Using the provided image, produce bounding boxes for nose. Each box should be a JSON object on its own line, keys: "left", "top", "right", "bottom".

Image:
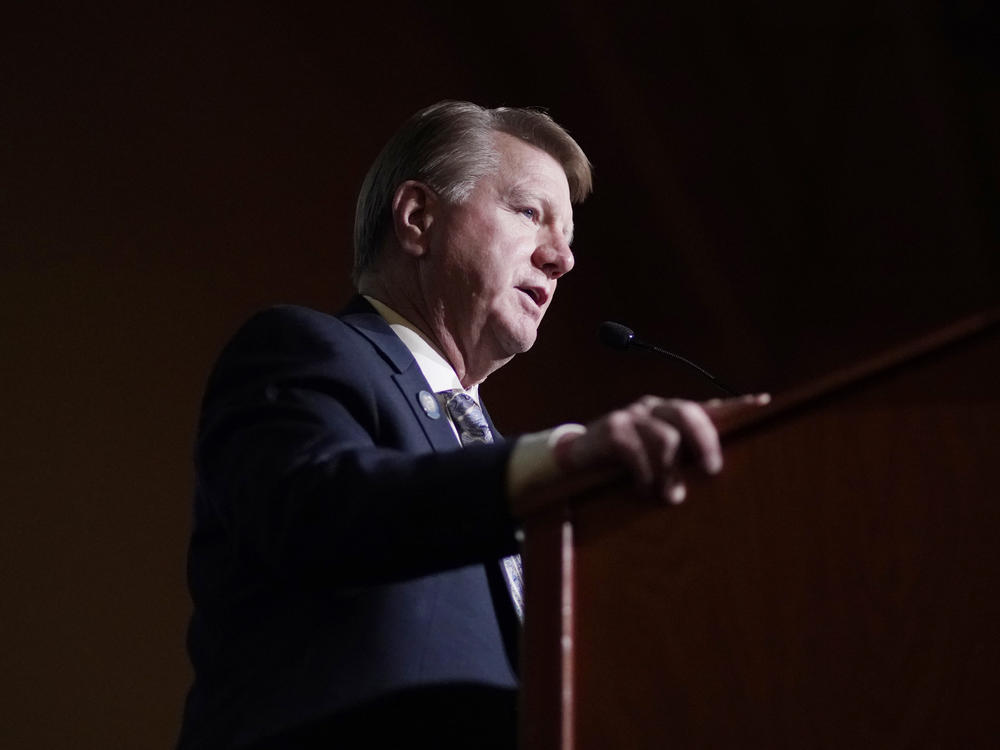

{"left": 533, "top": 231, "right": 575, "bottom": 279}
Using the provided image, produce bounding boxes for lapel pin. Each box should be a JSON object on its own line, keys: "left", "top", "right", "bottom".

{"left": 418, "top": 390, "right": 441, "bottom": 419}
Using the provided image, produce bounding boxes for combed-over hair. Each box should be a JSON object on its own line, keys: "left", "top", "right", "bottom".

{"left": 352, "top": 100, "right": 593, "bottom": 285}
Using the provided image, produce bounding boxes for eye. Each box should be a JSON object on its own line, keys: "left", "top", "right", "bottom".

{"left": 519, "top": 207, "right": 538, "bottom": 221}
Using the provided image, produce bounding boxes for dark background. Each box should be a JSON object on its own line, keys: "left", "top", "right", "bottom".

{"left": 3, "top": 1, "right": 997, "bottom": 746}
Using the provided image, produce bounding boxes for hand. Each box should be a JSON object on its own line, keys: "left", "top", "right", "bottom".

{"left": 553, "top": 393, "right": 769, "bottom": 504}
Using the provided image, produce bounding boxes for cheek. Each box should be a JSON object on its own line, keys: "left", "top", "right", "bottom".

{"left": 472, "top": 255, "right": 512, "bottom": 296}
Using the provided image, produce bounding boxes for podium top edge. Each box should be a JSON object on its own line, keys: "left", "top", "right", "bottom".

{"left": 720, "top": 305, "right": 1000, "bottom": 440}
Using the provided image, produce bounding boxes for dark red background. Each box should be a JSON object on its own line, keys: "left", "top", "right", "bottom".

{"left": 3, "top": 2, "right": 997, "bottom": 746}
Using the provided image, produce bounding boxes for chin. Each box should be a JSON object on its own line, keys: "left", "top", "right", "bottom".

{"left": 486, "top": 302, "right": 547, "bottom": 355}
{"left": 504, "top": 327, "right": 538, "bottom": 356}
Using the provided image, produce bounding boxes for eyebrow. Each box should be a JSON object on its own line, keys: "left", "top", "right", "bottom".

{"left": 506, "top": 186, "right": 575, "bottom": 245}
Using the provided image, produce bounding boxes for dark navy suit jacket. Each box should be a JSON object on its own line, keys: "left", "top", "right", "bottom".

{"left": 178, "top": 298, "right": 521, "bottom": 749}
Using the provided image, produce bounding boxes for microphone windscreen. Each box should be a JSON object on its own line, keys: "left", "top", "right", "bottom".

{"left": 598, "top": 321, "right": 635, "bottom": 350}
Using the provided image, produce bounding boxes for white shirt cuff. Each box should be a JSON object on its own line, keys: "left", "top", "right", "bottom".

{"left": 507, "top": 423, "right": 588, "bottom": 499}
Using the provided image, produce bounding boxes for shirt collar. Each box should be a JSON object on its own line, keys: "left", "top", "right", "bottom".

{"left": 363, "top": 296, "right": 480, "bottom": 403}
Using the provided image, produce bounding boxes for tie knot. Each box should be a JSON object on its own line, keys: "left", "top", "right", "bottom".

{"left": 439, "top": 389, "right": 494, "bottom": 446}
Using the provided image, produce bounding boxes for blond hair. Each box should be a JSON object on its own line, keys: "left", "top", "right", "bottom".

{"left": 353, "top": 100, "right": 592, "bottom": 284}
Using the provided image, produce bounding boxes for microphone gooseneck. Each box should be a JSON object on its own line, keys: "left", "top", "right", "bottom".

{"left": 598, "top": 321, "right": 738, "bottom": 396}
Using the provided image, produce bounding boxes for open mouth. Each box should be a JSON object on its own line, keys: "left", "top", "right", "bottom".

{"left": 517, "top": 286, "right": 545, "bottom": 307}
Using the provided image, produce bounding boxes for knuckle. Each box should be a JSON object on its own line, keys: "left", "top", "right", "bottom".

{"left": 663, "top": 426, "right": 681, "bottom": 451}
{"left": 675, "top": 400, "right": 705, "bottom": 422}
{"left": 606, "top": 409, "right": 631, "bottom": 429}
{"left": 605, "top": 411, "right": 634, "bottom": 443}
{"left": 626, "top": 402, "right": 649, "bottom": 419}
{"left": 638, "top": 395, "right": 660, "bottom": 410}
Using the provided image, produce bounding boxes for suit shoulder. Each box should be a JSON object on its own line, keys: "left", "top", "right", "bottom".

{"left": 200, "top": 304, "right": 390, "bottom": 418}
{"left": 202, "top": 305, "right": 384, "bottom": 396}
{"left": 240, "top": 304, "right": 347, "bottom": 337}
{"left": 225, "top": 304, "right": 360, "bottom": 358}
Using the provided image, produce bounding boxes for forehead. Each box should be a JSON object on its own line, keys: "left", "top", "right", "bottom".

{"left": 491, "top": 133, "right": 572, "bottom": 204}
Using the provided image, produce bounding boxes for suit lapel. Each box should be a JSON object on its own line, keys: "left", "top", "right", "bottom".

{"left": 337, "top": 296, "right": 413, "bottom": 372}
{"left": 338, "top": 296, "right": 458, "bottom": 453}
{"left": 390, "top": 369, "right": 459, "bottom": 452}
{"left": 340, "top": 296, "right": 520, "bottom": 671}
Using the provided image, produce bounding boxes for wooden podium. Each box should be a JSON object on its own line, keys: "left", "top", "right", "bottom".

{"left": 519, "top": 310, "right": 1000, "bottom": 749}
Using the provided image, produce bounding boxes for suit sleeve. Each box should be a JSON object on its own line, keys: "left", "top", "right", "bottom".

{"left": 193, "top": 306, "right": 519, "bottom": 587}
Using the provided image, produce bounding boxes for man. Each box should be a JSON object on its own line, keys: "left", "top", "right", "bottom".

{"left": 178, "top": 101, "right": 755, "bottom": 749}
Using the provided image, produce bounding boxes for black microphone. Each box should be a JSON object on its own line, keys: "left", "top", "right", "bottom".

{"left": 598, "top": 321, "right": 738, "bottom": 396}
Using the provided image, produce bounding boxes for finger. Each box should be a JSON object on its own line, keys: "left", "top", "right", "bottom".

{"left": 597, "top": 409, "right": 655, "bottom": 490}
{"left": 655, "top": 469, "right": 686, "bottom": 505}
{"left": 634, "top": 414, "right": 681, "bottom": 465}
{"left": 702, "top": 393, "right": 771, "bottom": 432}
{"left": 652, "top": 400, "right": 722, "bottom": 474}
{"left": 634, "top": 417, "right": 682, "bottom": 498}
{"left": 702, "top": 393, "right": 770, "bottom": 419}
{"left": 668, "top": 480, "right": 687, "bottom": 505}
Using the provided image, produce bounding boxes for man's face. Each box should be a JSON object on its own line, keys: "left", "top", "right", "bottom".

{"left": 422, "top": 132, "right": 575, "bottom": 374}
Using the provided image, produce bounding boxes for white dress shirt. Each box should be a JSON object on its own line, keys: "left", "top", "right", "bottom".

{"left": 364, "top": 296, "right": 585, "bottom": 499}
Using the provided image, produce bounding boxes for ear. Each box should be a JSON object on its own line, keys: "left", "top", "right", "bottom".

{"left": 391, "top": 180, "right": 438, "bottom": 258}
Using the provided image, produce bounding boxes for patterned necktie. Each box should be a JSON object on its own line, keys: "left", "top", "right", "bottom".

{"left": 440, "top": 389, "right": 524, "bottom": 621}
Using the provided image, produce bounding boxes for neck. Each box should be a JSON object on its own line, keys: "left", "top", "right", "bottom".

{"left": 358, "top": 270, "right": 507, "bottom": 388}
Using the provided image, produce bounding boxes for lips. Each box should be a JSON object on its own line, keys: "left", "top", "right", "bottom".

{"left": 516, "top": 285, "right": 549, "bottom": 308}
